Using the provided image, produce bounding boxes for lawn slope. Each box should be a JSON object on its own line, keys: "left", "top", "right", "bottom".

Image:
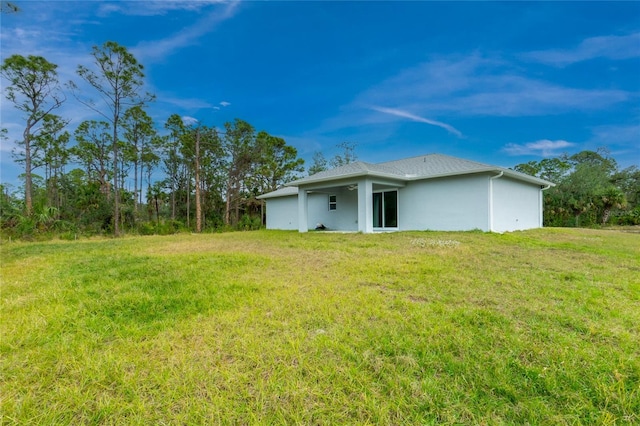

{"left": 1, "top": 229, "right": 638, "bottom": 424}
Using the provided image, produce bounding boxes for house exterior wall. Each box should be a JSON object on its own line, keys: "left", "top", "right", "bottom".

{"left": 492, "top": 176, "right": 542, "bottom": 232}
{"left": 305, "top": 188, "right": 359, "bottom": 231}
{"left": 264, "top": 195, "right": 298, "bottom": 230}
{"left": 398, "top": 175, "right": 490, "bottom": 231}
{"left": 264, "top": 174, "right": 544, "bottom": 233}
{"left": 264, "top": 189, "right": 359, "bottom": 231}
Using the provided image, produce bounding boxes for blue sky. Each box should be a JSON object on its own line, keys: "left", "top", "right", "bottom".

{"left": 1, "top": 1, "right": 639, "bottom": 190}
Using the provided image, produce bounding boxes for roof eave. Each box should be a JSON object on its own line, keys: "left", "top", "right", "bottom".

{"left": 285, "top": 166, "right": 555, "bottom": 188}
{"left": 402, "top": 167, "right": 555, "bottom": 187}
{"left": 256, "top": 186, "right": 299, "bottom": 199}
{"left": 500, "top": 168, "right": 555, "bottom": 187}
{"left": 401, "top": 167, "right": 497, "bottom": 182}
{"left": 287, "top": 170, "right": 406, "bottom": 187}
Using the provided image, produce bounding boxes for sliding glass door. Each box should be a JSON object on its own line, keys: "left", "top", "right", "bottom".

{"left": 373, "top": 190, "right": 398, "bottom": 229}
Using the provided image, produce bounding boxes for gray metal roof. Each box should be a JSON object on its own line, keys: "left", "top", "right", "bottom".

{"left": 379, "top": 154, "right": 494, "bottom": 177}
{"left": 256, "top": 186, "right": 298, "bottom": 199}
{"left": 259, "top": 153, "right": 554, "bottom": 199}
{"left": 287, "top": 153, "right": 554, "bottom": 187}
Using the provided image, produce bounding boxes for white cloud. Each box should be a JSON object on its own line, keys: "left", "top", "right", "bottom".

{"left": 182, "top": 116, "right": 199, "bottom": 125}
{"left": 131, "top": 2, "right": 240, "bottom": 63}
{"left": 98, "top": 0, "right": 230, "bottom": 17}
{"left": 219, "top": 101, "right": 231, "bottom": 107}
{"left": 503, "top": 139, "right": 575, "bottom": 156}
{"left": 523, "top": 32, "right": 640, "bottom": 67}
{"left": 589, "top": 123, "right": 640, "bottom": 147}
{"left": 310, "top": 53, "right": 633, "bottom": 147}
{"left": 353, "top": 55, "right": 630, "bottom": 118}
{"left": 97, "top": 3, "right": 122, "bottom": 16}
{"left": 370, "top": 106, "right": 463, "bottom": 137}
{"left": 156, "top": 94, "right": 214, "bottom": 110}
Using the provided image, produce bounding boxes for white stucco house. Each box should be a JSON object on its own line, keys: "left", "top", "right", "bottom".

{"left": 257, "top": 153, "right": 554, "bottom": 233}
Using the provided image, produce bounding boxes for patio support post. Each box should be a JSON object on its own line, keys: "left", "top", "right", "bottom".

{"left": 357, "top": 179, "right": 373, "bottom": 233}
{"left": 298, "top": 188, "right": 308, "bottom": 232}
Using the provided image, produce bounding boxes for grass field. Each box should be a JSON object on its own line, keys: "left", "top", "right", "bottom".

{"left": 1, "top": 228, "right": 639, "bottom": 425}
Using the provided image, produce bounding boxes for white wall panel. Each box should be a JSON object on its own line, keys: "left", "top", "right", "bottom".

{"left": 264, "top": 196, "right": 298, "bottom": 230}
{"left": 398, "top": 175, "right": 490, "bottom": 231}
{"left": 492, "top": 177, "right": 541, "bottom": 232}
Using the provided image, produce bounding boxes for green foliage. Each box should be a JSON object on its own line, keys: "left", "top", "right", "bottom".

{"left": 237, "top": 214, "right": 262, "bottom": 230}
{"left": 71, "top": 120, "right": 113, "bottom": 193}
{"left": 220, "top": 119, "right": 304, "bottom": 227}
{"left": 1, "top": 54, "right": 65, "bottom": 215}
{"left": 253, "top": 131, "right": 304, "bottom": 193}
{"left": 308, "top": 151, "right": 328, "bottom": 175}
{"left": 330, "top": 141, "right": 358, "bottom": 168}
{"left": 0, "top": 184, "right": 22, "bottom": 228}
{"left": 1, "top": 44, "right": 306, "bottom": 238}
{"left": 1, "top": 230, "right": 638, "bottom": 423}
{"left": 73, "top": 40, "right": 154, "bottom": 236}
{"left": 1, "top": 55, "right": 60, "bottom": 108}
{"left": 612, "top": 205, "right": 640, "bottom": 225}
{"left": 516, "top": 149, "right": 638, "bottom": 228}
{"left": 121, "top": 105, "right": 157, "bottom": 211}
{"left": 308, "top": 142, "right": 358, "bottom": 176}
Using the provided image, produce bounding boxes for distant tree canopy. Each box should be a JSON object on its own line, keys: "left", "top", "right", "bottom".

{"left": 72, "top": 41, "right": 153, "bottom": 236}
{"left": 0, "top": 45, "right": 310, "bottom": 238}
{"left": 2, "top": 45, "right": 638, "bottom": 239}
{"left": 514, "top": 148, "right": 639, "bottom": 227}
{"left": 308, "top": 141, "right": 358, "bottom": 175}
{"left": 1, "top": 54, "right": 65, "bottom": 216}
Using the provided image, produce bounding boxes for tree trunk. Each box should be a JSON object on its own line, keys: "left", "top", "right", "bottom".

{"left": 602, "top": 208, "right": 611, "bottom": 225}
{"left": 171, "top": 186, "right": 176, "bottom": 220}
{"left": 23, "top": 127, "right": 33, "bottom": 216}
{"left": 113, "top": 118, "right": 120, "bottom": 236}
{"left": 186, "top": 177, "right": 190, "bottom": 228}
{"left": 195, "top": 128, "right": 202, "bottom": 233}
{"left": 155, "top": 194, "right": 160, "bottom": 226}
{"left": 225, "top": 182, "right": 232, "bottom": 226}
{"left": 171, "top": 147, "right": 177, "bottom": 221}
{"left": 134, "top": 155, "right": 139, "bottom": 214}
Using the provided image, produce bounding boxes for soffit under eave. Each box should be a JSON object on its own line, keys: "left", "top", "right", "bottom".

{"left": 296, "top": 174, "right": 407, "bottom": 192}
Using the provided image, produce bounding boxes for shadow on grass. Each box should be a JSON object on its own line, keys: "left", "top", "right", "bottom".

{"left": 55, "top": 252, "right": 263, "bottom": 338}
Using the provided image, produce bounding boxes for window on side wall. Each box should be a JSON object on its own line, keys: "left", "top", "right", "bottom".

{"left": 329, "top": 195, "right": 337, "bottom": 211}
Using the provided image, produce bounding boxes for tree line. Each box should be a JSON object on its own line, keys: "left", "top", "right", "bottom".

{"left": 0, "top": 41, "right": 361, "bottom": 239}
{"left": 514, "top": 149, "right": 639, "bottom": 227}
{"left": 2, "top": 41, "right": 637, "bottom": 240}
{"left": 0, "top": 42, "right": 305, "bottom": 237}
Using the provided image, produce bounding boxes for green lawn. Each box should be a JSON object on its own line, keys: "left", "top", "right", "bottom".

{"left": 1, "top": 229, "right": 639, "bottom": 424}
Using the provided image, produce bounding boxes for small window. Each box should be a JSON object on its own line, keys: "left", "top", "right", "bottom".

{"left": 329, "top": 195, "right": 337, "bottom": 211}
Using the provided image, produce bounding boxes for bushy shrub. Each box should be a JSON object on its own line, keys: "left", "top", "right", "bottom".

{"left": 158, "top": 219, "right": 184, "bottom": 235}
{"left": 612, "top": 206, "right": 640, "bottom": 226}
{"left": 237, "top": 214, "right": 262, "bottom": 231}
{"left": 137, "top": 221, "right": 157, "bottom": 235}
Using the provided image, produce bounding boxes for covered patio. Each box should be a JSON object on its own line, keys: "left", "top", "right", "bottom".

{"left": 296, "top": 177, "right": 405, "bottom": 233}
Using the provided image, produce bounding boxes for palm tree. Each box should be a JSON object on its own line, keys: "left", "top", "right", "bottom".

{"left": 598, "top": 187, "right": 626, "bottom": 225}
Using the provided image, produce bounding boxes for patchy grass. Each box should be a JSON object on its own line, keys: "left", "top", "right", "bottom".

{"left": 1, "top": 229, "right": 639, "bottom": 424}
